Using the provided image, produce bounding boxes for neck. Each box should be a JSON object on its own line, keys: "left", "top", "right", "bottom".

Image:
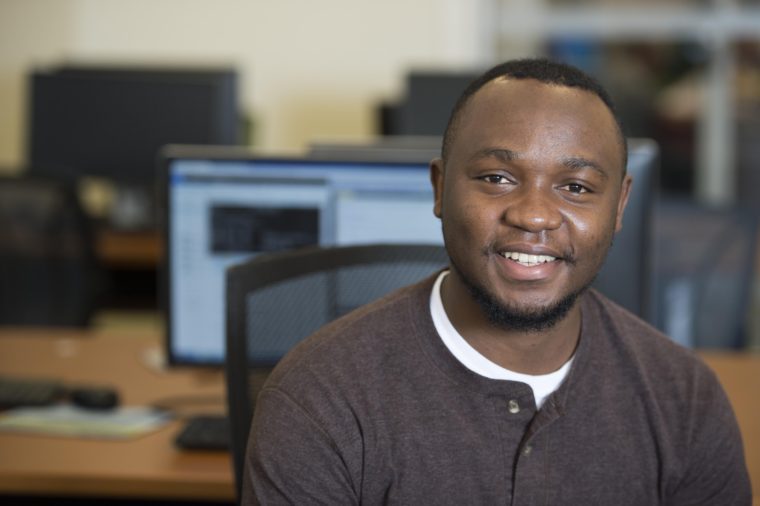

{"left": 440, "top": 273, "right": 582, "bottom": 375}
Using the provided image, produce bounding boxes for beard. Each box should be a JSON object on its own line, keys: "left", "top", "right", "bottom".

{"left": 448, "top": 254, "right": 594, "bottom": 333}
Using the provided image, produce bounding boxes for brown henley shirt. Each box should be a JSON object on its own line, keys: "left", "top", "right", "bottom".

{"left": 245, "top": 275, "right": 751, "bottom": 505}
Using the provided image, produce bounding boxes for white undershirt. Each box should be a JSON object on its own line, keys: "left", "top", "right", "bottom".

{"left": 429, "top": 271, "right": 574, "bottom": 409}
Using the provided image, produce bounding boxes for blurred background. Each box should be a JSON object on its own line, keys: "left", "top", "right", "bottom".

{"left": 0, "top": 0, "right": 758, "bottom": 347}
{"left": 0, "top": 2, "right": 759, "bottom": 503}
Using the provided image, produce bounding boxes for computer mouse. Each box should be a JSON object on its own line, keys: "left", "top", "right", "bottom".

{"left": 69, "top": 387, "right": 120, "bottom": 411}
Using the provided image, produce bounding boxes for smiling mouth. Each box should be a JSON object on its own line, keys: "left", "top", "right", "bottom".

{"left": 501, "top": 251, "right": 558, "bottom": 267}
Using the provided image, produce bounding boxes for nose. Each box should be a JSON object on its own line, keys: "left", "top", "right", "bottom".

{"left": 502, "top": 186, "right": 563, "bottom": 233}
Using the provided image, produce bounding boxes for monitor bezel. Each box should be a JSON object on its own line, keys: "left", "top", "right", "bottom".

{"left": 158, "top": 144, "right": 437, "bottom": 368}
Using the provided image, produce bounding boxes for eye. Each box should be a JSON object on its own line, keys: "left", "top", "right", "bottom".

{"left": 479, "top": 174, "right": 512, "bottom": 185}
{"left": 560, "top": 182, "right": 590, "bottom": 194}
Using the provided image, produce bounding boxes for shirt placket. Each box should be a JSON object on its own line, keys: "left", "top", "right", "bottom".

{"left": 490, "top": 384, "right": 536, "bottom": 505}
{"left": 511, "top": 396, "right": 563, "bottom": 506}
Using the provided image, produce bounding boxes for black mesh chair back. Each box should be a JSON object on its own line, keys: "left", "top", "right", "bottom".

{"left": 225, "top": 244, "right": 448, "bottom": 499}
{"left": 0, "top": 175, "right": 99, "bottom": 326}
{"left": 652, "top": 198, "right": 758, "bottom": 348}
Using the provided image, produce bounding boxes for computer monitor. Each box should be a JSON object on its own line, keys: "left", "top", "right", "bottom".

{"left": 593, "top": 138, "right": 659, "bottom": 324}
{"left": 309, "top": 135, "right": 442, "bottom": 164}
{"left": 27, "top": 65, "right": 240, "bottom": 226}
{"left": 161, "top": 145, "right": 442, "bottom": 366}
{"left": 162, "top": 138, "right": 658, "bottom": 367}
{"left": 384, "top": 70, "right": 481, "bottom": 137}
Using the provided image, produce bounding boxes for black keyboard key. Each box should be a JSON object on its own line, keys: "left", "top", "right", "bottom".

{"left": 0, "top": 376, "right": 65, "bottom": 409}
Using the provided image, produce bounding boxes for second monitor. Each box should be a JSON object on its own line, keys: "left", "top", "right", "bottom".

{"left": 161, "top": 138, "right": 658, "bottom": 368}
{"left": 162, "top": 146, "right": 441, "bottom": 367}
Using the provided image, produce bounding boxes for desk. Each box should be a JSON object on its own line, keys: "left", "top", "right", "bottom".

{"left": 700, "top": 351, "right": 760, "bottom": 503}
{"left": 95, "top": 229, "right": 163, "bottom": 269}
{"left": 0, "top": 328, "right": 233, "bottom": 503}
{"left": 95, "top": 228, "right": 163, "bottom": 310}
{"left": 0, "top": 329, "right": 757, "bottom": 503}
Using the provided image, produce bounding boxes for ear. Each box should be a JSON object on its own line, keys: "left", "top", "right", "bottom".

{"left": 614, "top": 174, "right": 633, "bottom": 233}
{"left": 430, "top": 157, "right": 445, "bottom": 219}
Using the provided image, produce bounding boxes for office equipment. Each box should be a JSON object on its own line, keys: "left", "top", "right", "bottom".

{"left": 0, "top": 375, "right": 119, "bottom": 412}
{"left": 161, "top": 145, "right": 442, "bottom": 367}
{"left": 69, "top": 386, "right": 120, "bottom": 411}
{"left": 174, "top": 415, "right": 230, "bottom": 451}
{"left": 381, "top": 70, "right": 481, "bottom": 136}
{"left": 0, "top": 174, "right": 100, "bottom": 326}
{"left": 309, "top": 135, "right": 442, "bottom": 163}
{"left": 592, "top": 138, "right": 659, "bottom": 323}
{"left": 0, "top": 376, "right": 65, "bottom": 410}
{"left": 27, "top": 65, "right": 240, "bottom": 228}
{"left": 225, "top": 244, "right": 449, "bottom": 499}
{"left": 0, "top": 328, "right": 234, "bottom": 503}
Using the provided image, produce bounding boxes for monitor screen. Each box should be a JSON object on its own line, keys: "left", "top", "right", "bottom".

{"left": 162, "top": 146, "right": 442, "bottom": 366}
{"left": 27, "top": 66, "right": 239, "bottom": 186}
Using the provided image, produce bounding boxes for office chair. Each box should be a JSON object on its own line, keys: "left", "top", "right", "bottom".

{"left": 225, "top": 243, "right": 448, "bottom": 499}
{"left": 0, "top": 174, "right": 100, "bottom": 326}
{"left": 652, "top": 197, "right": 758, "bottom": 349}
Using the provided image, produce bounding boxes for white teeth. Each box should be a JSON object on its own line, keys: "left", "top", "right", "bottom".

{"left": 502, "top": 251, "right": 557, "bottom": 266}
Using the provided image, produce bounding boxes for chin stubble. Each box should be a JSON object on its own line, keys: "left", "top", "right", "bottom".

{"left": 440, "top": 219, "right": 613, "bottom": 333}
{"left": 446, "top": 248, "right": 593, "bottom": 333}
{"left": 463, "top": 271, "right": 589, "bottom": 333}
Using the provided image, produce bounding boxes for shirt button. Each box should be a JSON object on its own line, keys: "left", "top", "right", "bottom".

{"left": 508, "top": 399, "right": 520, "bottom": 414}
{"left": 522, "top": 445, "right": 533, "bottom": 456}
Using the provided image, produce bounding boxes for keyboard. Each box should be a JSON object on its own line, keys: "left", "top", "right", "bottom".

{"left": 0, "top": 376, "right": 65, "bottom": 409}
{"left": 174, "top": 414, "right": 230, "bottom": 451}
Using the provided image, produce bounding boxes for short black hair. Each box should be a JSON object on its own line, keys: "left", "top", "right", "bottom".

{"left": 441, "top": 58, "right": 627, "bottom": 168}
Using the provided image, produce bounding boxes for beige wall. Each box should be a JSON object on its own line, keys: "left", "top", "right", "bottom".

{"left": 0, "top": 0, "right": 490, "bottom": 172}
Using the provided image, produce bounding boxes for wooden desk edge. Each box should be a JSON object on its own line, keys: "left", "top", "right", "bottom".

{"left": 0, "top": 472, "right": 233, "bottom": 501}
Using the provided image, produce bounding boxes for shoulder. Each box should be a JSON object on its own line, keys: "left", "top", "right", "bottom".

{"left": 579, "top": 290, "right": 750, "bottom": 501}
{"left": 580, "top": 289, "right": 744, "bottom": 462}
{"left": 250, "top": 274, "right": 438, "bottom": 472}
{"left": 582, "top": 288, "right": 716, "bottom": 389}
{"left": 578, "top": 289, "right": 732, "bottom": 444}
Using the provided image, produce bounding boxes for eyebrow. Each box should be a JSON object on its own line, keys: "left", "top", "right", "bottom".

{"left": 562, "top": 157, "right": 609, "bottom": 180}
{"left": 470, "top": 148, "right": 610, "bottom": 179}
{"left": 469, "top": 148, "right": 519, "bottom": 164}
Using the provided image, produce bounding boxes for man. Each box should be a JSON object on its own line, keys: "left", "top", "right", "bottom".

{"left": 244, "top": 58, "right": 751, "bottom": 504}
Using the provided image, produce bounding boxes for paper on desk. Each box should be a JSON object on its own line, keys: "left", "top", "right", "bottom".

{"left": 0, "top": 405, "right": 171, "bottom": 439}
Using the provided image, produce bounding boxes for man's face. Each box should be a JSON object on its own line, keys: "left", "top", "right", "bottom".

{"left": 431, "top": 78, "right": 631, "bottom": 329}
